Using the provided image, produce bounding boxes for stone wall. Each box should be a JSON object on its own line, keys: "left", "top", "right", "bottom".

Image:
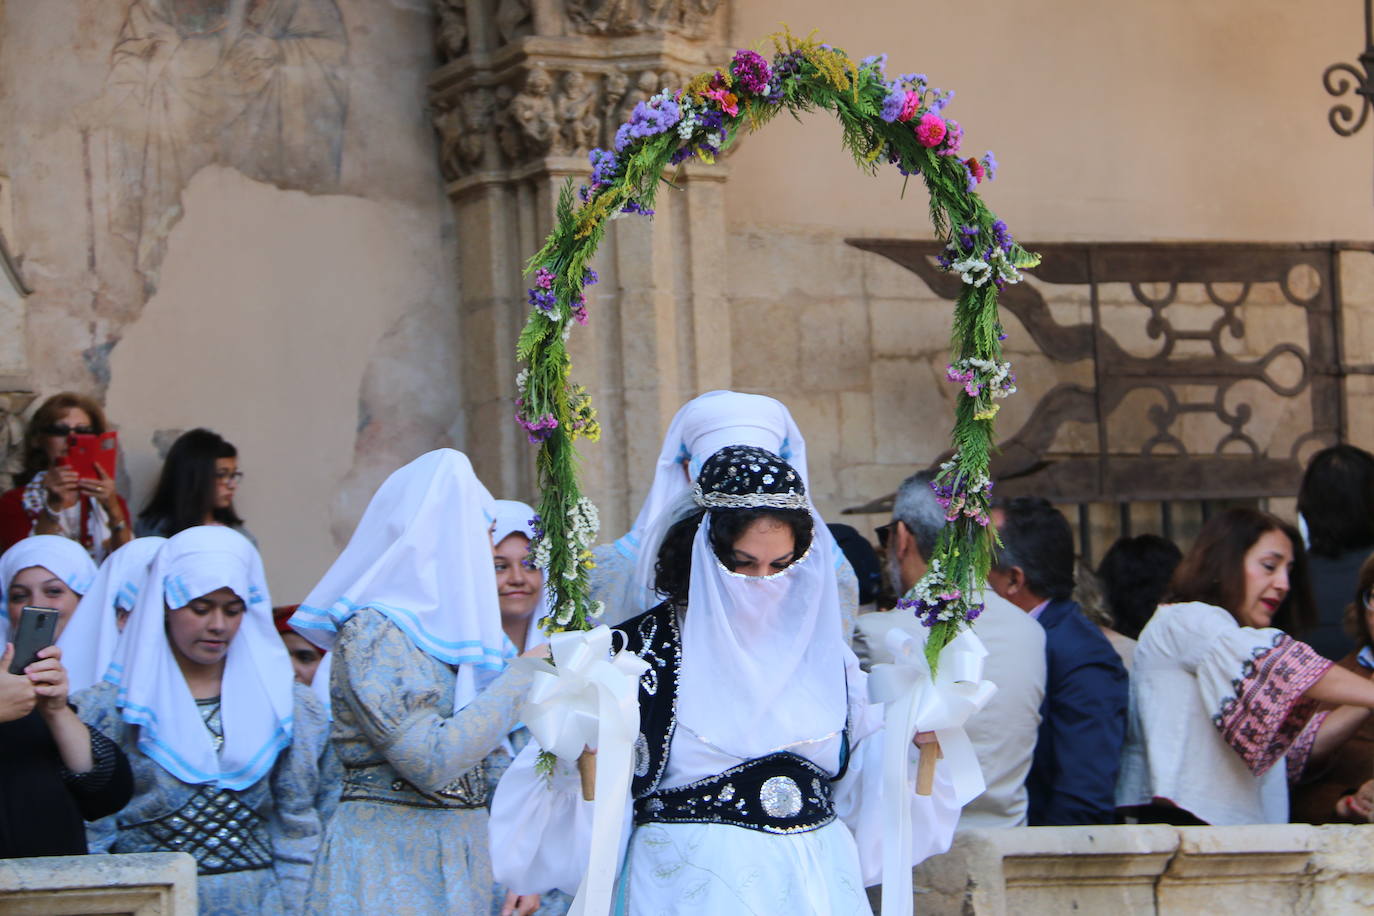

{"left": 0, "top": 851, "right": 196, "bottom": 914}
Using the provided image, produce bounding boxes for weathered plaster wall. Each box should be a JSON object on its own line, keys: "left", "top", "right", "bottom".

{"left": 0, "top": 1, "right": 460, "bottom": 600}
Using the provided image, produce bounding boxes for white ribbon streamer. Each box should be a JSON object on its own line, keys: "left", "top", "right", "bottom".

{"left": 518, "top": 625, "right": 648, "bottom": 916}
{"left": 868, "top": 618, "right": 997, "bottom": 916}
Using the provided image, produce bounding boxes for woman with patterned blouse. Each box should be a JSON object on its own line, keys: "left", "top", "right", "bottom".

{"left": 1118, "top": 508, "right": 1374, "bottom": 825}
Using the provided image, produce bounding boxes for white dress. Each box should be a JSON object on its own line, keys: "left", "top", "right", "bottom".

{"left": 490, "top": 622, "right": 965, "bottom": 915}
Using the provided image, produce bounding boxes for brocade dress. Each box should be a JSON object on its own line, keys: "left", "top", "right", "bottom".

{"left": 1116, "top": 601, "right": 1334, "bottom": 825}
{"left": 74, "top": 680, "right": 336, "bottom": 916}
{"left": 304, "top": 608, "right": 534, "bottom": 916}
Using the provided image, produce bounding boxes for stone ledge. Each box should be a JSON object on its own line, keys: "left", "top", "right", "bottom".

{"left": 909, "top": 824, "right": 1374, "bottom": 915}
{"left": 0, "top": 852, "right": 197, "bottom": 915}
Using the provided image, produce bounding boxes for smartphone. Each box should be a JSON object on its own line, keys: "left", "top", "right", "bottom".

{"left": 8, "top": 606, "right": 59, "bottom": 675}
{"left": 63, "top": 431, "right": 118, "bottom": 480}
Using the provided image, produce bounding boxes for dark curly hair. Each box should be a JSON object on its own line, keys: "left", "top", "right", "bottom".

{"left": 653, "top": 507, "right": 814, "bottom": 604}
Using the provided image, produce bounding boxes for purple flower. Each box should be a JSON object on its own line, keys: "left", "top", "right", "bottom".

{"left": 621, "top": 199, "right": 655, "bottom": 217}
{"left": 991, "top": 219, "right": 1013, "bottom": 254}
{"left": 981, "top": 150, "right": 999, "bottom": 181}
{"left": 588, "top": 148, "right": 620, "bottom": 190}
{"left": 534, "top": 267, "right": 554, "bottom": 289}
{"left": 936, "top": 245, "right": 958, "bottom": 269}
{"left": 613, "top": 94, "right": 683, "bottom": 153}
{"left": 731, "top": 49, "right": 772, "bottom": 95}
{"left": 582, "top": 269, "right": 599, "bottom": 287}
{"left": 959, "top": 225, "right": 979, "bottom": 251}
{"left": 879, "top": 88, "right": 906, "bottom": 123}
{"left": 515, "top": 406, "right": 559, "bottom": 444}
{"left": 527, "top": 287, "right": 557, "bottom": 312}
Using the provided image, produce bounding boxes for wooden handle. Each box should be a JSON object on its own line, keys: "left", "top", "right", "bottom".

{"left": 577, "top": 748, "right": 597, "bottom": 801}
{"left": 916, "top": 739, "right": 943, "bottom": 796}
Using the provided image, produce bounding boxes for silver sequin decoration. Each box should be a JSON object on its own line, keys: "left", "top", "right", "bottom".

{"left": 718, "top": 783, "right": 735, "bottom": 802}
{"left": 634, "top": 733, "right": 651, "bottom": 778}
{"left": 759, "top": 776, "right": 803, "bottom": 818}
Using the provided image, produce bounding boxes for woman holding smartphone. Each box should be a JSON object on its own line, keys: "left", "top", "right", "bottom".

{"left": 74, "top": 527, "right": 335, "bottom": 914}
{"left": 0, "top": 392, "right": 131, "bottom": 561}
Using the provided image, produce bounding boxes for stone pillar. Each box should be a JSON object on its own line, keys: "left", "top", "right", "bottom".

{"left": 429, "top": 0, "right": 731, "bottom": 531}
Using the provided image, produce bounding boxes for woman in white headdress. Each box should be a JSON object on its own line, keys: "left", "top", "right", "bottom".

{"left": 486, "top": 499, "right": 570, "bottom": 916}
{"left": 291, "top": 451, "right": 543, "bottom": 916}
{"left": 57, "top": 536, "right": 165, "bottom": 694}
{"left": 0, "top": 534, "right": 98, "bottom": 647}
{"left": 73, "top": 526, "right": 335, "bottom": 916}
{"left": 590, "top": 390, "right": 860, "bottom": 636}
{"left": 492, "top": 447, "right": 971, "bottom": 914}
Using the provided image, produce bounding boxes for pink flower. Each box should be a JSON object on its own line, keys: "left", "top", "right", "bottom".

{"left": 915, "top": 112, "right": 947, "bottom": 148}
{"left": 898, "top": 90, "right": 921, "bottom": 122}
{"left": 535, "top": 267, "right": 555, "bottom": 289}
{"left": 965, "top": 157, "right": 985, "bottom": 183}
{"left": 704, "top": 88, "right": 739, "bottom": 116}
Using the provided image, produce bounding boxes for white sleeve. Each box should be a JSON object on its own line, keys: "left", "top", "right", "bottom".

{"left": 489, "top": 740, "right": 617, "bottom": 896}
{"left": 832, "top": 728, "right": 963, "bottom": 887}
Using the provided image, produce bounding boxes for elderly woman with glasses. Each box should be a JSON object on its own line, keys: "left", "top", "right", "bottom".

{"left": 0, "top": 392, "right": 132, "bottom": 562}
{"left": 135, "top": 428, "right": 256, "bottom": 545}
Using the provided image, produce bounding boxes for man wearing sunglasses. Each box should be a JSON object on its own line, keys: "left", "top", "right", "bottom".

{"left": 858, "top": 471, "right": 1047, "bottom": 830}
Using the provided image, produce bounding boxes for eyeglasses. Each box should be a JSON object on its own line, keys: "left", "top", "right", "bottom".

{"left": 43, "top": 424, "right": 96, "bottom": 437}
{"left": 875, "top": 522, "right": 894, "bottom": 550}
{"left": 216, "top": 470, "right": 245, "bottom": 483}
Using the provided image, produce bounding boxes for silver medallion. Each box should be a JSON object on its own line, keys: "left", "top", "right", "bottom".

{"left": 759, "top": 775, "right": 803, "bottom": 818}
{"left": 633, "top": 733, "right": 651, "bottom": 777}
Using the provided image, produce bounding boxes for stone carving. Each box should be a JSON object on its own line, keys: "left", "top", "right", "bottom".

{"left": 84, "top": 0, "right": 350, "bottom": 283}
{"left": 566, "top": 0, "right": 723, "bottom": 38}
{"left": 494, "top": 0, "right": 534, "bottom": 45}
{"left": 511, "top": 67, "right": 558, "bottom": 158}
{"left": 601, "top": 71, "right": 630, "bottom": 149}
{"left": 435, "top": 0, "right": 468, "bottom": 61}
{"left": 435, "top": 88, "right": 495, "bottom": 179}
{"left": 558, "top": 71, "right": 600, "bottom": 154}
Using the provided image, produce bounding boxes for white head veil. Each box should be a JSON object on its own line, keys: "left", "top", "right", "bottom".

{"left": 491, "top": 499, "right": 551, "bottom": 654}
{"left": 606, "top": 390, "right": 847, "bottom": 625}
{"left": 108, "top": 526, "right": 292, "bottom": 790}
{"left": 60, "top": 536, "right": 165, "bottom": 693}
{"left": 0, "top": 535, "right": 98, "bottom": 646}
{"left": 290, "top": 449, "right": 506, "bottom": 711}
{"left": 676, "top": 447, "right": 848, "bottom": 765}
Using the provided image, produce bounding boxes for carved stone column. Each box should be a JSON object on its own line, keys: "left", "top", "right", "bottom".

{"left": 429, "top": 0, "right": 731, "bottom": 531}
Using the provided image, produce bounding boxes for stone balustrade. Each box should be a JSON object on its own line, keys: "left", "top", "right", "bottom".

{"left": 908, "top": 824, "right": 1374, "bottom": 914}
{"left": 0, "top": 852, "right": 196, "bottom": 915}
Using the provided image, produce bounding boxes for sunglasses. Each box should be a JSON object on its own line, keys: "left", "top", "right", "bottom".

{"left": 44, "top": 424, "right": 96, "bottom": 437}
{"left": 875, "top": 522, "right": 894, "bottom": 550}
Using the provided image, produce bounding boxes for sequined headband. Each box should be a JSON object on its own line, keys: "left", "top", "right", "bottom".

{"left": 691, "top": 482, "right": 810, "bottom": 511}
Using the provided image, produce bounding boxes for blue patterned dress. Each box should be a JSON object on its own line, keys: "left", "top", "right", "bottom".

{"left": 74, "top": 680, "right": 338, "bottom": 916}
{"left": 304, "top": 608, "right": 533, "bottom": 916}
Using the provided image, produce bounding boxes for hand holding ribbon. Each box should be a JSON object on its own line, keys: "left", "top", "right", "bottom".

{"left": 867, "top": 615, "right": 997, "bottom": 916}
{"left": 516, "top": 625, "right": 648, "bottom": 916}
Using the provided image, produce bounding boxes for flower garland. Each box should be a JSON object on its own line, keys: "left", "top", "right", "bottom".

{"left": 516, "top": 29, "right": 1038, "bottom": 668}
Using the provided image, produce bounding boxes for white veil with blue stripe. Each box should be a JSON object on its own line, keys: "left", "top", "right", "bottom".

{"left": 0, "top": 534, "right": 97, "bottom": 646}
{"left": 291, "top": 449, "right": 506, "bottom": 712}
{"left": 60, "top": 536, "right": 165, "bottom": 694}
{"left": 108, "top": 526, "right": 291, "bottom": 790}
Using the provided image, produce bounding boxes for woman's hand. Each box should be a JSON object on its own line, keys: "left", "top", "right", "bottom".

{"left": 77, "top": 465, "right": 119, "bottom": 512}
{"left": 44, "top": 466, "right": 80, "bottom": 511}
{"left": 0, "top": 644, "right": 38, "bottom": 722}
{"left": 500, "top": 890, "right": 542, "bottom": 916}
{"left": 25, "top": 645, "right": 70, "bottom": 716}
{"left": 520, "top": 643, "right": 552, "bottom": 660}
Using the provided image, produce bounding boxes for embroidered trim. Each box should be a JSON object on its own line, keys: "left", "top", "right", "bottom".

{"left": 1286, "top": 709, "right": 1329, "bottom": 786}
{"left": 691, "top": 482, "right": 809, "bottom": 510}
{"left": 1212, "top": 635, "right": 1332, "bottom": 775}
{"left": 634, "top": 751, "right": 836, "bottom": 835}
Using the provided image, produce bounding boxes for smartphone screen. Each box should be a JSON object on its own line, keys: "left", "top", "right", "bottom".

{"left": 8, "top": 606, "right": 59, "bottom": 675}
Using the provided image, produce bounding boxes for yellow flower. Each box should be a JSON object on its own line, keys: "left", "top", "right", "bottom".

{"left": 974, "top": 404, "right": 1001, "bottom": 421}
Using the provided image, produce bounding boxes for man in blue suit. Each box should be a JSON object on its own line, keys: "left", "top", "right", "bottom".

{"left": 987, "top": 497, "right": 1128, "bottom": 826}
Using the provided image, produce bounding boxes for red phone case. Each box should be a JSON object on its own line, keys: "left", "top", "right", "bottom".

{"left": 63, "top": 431, "right": 118, "bottom": 480}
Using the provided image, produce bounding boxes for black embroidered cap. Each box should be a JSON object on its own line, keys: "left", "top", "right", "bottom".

{"left": 692, "top": 446, "right": 808, "bottom": 510}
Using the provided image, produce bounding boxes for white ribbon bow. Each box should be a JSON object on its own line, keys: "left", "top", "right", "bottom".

{"left": 519, "top": 625, "right": 648, "bottom": 916}
{"left": 868, "top": 617, "right": 997, "bottom": 916}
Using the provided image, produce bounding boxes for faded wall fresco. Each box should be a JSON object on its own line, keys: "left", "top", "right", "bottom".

{"left": 1, "top": 2, "right": 462, "bottom": 600}
{"left": 84, "top": 0, "right": 349, "bottom": 283}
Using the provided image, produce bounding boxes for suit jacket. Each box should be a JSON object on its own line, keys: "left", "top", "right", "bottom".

{"left": 1026, "top": 597, "right": 1129, "bottom": 826}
